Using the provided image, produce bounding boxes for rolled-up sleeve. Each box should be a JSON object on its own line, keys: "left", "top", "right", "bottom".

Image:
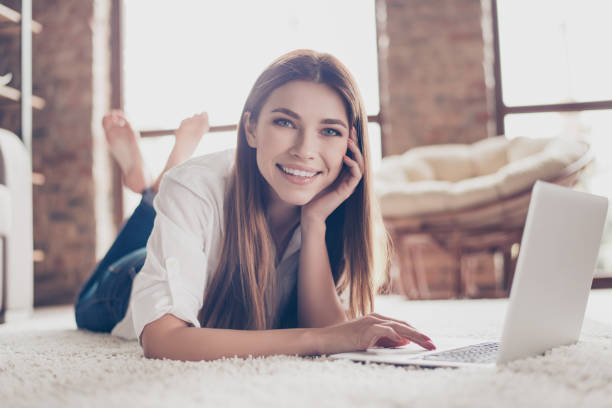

{"left": 131, "top": 173, "right": 212, "bottom": 347}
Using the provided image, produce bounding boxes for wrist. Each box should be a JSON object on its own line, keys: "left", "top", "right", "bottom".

{"left": 306, "top": 327, "right": 327, "bottom": 355}
{"left": 300, "top": 215, "right": 326, "bottom": 234}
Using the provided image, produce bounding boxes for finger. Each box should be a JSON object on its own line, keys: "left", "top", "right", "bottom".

{"left": 369, "top": 313, "right": 417, "bottom": 330}
{"left": 385, "top": 323, "right": 435, "bottom": 350}
{"left": 367, "top": 335, "right": 380, "bottom": 349}
{"left": 342, "top": 155, "right": 361, "bottom": 180}
{"left": 341, "top": 158, "right": 363, "bottom": 193}
{"left": 368, "top": 326, "right": 403, "bottom": 348}
{"left": 347, "top": 138, "right": 365, "bottom": 172}
{"left": 335, "top": 163, "right": 360, "bottom": 201}
{"left": 375, "top": 326, "right": 412, "bottom": 348}
{"left": 376, "top": 336, "right": 411, "bottom": 348}
{"left": 367, "top": 315, "right": 433, "bottom": 346}
{"left": 342, "top": 153, "right": 356, "bottom": 169}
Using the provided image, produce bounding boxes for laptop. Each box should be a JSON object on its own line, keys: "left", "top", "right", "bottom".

{"left": 328, "top": 180, "right": 608, "bottom": 368}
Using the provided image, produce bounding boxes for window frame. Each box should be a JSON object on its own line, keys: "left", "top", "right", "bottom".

{"left": 491, "top": 0, "right": 612, "bottom": 135}
{"left": 491, "top": 0, "right": 612, "bottom": 285}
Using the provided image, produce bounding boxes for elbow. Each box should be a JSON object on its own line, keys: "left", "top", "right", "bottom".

{"left": 142, "top": 333, "right": 179, "bottom": 360}
{"left": 142, "top": 342, "right": 159, "bottom": 360}
{"left": 141, "top": 332, "right": 161, "bottom": 360}
{"left": 141, "top": 328, "right": 178, "bottom": 360}
{"left": 143, "top": 348, "right": 167, "bottom": 360}
{"left": 140, "top": 313, "right": 191, "bottom": 360}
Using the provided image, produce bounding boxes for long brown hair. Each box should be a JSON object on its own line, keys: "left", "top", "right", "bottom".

{"left": 197, "top": 49, "right": 391, "bottom": 330}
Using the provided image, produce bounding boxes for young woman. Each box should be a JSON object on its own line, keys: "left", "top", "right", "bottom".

{"left": 74, "top": 49, "right": 436, "bottom": 361}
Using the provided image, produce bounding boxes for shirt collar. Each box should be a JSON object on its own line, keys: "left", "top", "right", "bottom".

{"left": 277, "top": 223, "right": 302, "bottom": 265}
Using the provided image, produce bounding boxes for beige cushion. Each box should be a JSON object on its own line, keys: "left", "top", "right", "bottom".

{"left": 402, "top": 145, "right": 475, "bottom": 182}
{"left": 470, "top": 136, "right": 510, "bottom": 176}
{"left": 375, "top": 136, "right": 589, "bottom": 217}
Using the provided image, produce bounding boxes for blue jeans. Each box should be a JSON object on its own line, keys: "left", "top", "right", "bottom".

{"left": 74, "top": 189, "right": 156, "bottom": 332}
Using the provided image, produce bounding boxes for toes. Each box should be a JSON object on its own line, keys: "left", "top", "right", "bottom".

{"left": 102, "top": 113, "right": 114, "bottom": 129}
{"left": 103, "top": 111, "right": 126, "bottom": 129}
{"left": 111, "top": 110, "right": 128, "bottom": 124}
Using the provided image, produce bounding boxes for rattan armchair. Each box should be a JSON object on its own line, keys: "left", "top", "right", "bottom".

{"left": 375, "top": 136, "right": 593, "bottom": 299}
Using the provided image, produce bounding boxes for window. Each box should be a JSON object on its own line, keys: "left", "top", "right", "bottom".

{"left": 493, "top": 0, "right": 612, "bottom": 274}
{"left": 119, "top": 0, "right": 381, "bottom": 217}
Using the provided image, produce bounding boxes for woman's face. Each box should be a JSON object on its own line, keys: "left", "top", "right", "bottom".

{"left": 245, "top": 80, "right": 351, "bottom": 207}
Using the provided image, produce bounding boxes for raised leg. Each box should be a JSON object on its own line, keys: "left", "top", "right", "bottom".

{"left": 75, "top": 111, "right": 210, "bottom": 332}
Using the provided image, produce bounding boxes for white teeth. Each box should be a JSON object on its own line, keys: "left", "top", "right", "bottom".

{"left": 280, "top": 165, "right": 317, "bottom": 178}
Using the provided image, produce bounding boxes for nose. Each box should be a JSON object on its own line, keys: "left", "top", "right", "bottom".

{"left": 289, "top": 128, "right": 317, "bottom": 160}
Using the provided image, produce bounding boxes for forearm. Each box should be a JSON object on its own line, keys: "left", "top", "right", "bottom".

{"left": 144, "top": 325, "right": 321, "bottom": 362}
{"left": 297, "top": 220, "right": 349, "bottom": 328}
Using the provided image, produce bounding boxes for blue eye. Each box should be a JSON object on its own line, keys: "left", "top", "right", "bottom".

{"left": 274, "top": 118, "right": 294, "bottom": 128}
{"left": 323, "top": 128, "right": 342, "bottom": 137}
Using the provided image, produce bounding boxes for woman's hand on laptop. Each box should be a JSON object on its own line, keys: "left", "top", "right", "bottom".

{"left": 316, "top": 313, "right": 436, "bottom": 355}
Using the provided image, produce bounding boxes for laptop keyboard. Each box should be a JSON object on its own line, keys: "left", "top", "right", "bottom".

{"left": 421, "top": 341, "right": 499, "bottom": 364}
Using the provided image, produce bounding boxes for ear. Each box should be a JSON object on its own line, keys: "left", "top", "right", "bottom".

{"left": 243, "top": 111, "right": 257, "bottom": 148}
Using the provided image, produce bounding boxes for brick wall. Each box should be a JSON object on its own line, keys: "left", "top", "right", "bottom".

{"left": 29, "top": 0, "right": 114, "bottom": 306}
{"left": 376, "top": 0, "right": 497, "bottom": 156}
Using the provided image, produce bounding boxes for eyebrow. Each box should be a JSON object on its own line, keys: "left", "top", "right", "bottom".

{"left": 270, "top": 108, "right": 348, "bottom": 129}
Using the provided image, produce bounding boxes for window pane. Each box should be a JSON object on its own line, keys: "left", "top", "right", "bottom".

{"left": 504, "top": 110, "right": 612, "bottom": 274}
{"left": 497, "top": 0, "right": 612, "bottom": 106}
{"left": 123, "top": 0, "right": 380, "bottom": 131}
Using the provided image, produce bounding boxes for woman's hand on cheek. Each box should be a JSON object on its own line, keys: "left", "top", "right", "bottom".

{"left": 301, "top": 127, "right": 364, "bottom": 227}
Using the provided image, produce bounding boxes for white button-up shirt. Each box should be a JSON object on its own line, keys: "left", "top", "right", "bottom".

{"left": 111, "top": 149, "right": 302, "bottom": 346}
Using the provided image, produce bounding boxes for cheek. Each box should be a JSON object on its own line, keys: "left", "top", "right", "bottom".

{"left": 254, "top": 129, "right": 279, "bottom": 169}
{"left": 258, "top": 127, "right": 291, "bottom": 154}
{"left": 327, "top": 144, "right": 348, "bottom": 178}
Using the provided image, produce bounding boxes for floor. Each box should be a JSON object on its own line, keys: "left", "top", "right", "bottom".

{"left": 1, "top": 291, "right": 611, "bottom": 408}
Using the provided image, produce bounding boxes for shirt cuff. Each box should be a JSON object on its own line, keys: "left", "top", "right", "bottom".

{"left": 131, "top": 262, "right": 202, "bottom": 348}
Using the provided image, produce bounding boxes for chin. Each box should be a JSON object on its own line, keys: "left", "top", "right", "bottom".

{"left": 276, "top": 188, "right": 317, "bottom": 206}
{"left": 280, "top": 193, "right": 312, "bottom": 206}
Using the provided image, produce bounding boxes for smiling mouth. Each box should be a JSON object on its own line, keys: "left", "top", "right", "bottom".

{"left": 277, "top": 164, "right": 322, "bottom": 178}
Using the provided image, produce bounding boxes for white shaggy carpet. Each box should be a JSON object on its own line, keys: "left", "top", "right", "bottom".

{"left": 1, "top": 290, "right": 612, "bottom": 408}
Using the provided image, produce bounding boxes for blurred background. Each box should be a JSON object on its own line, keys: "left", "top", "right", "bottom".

{"left": 0, "top": 0, "right": 610, "bottom": 310}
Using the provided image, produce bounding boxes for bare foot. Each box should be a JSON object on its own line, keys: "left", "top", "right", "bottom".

{"left": 152, "top": 112, "right": 210, "bottom": 192}
{"left": 102, "top": 110, "right": 152, "bottom": 193}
